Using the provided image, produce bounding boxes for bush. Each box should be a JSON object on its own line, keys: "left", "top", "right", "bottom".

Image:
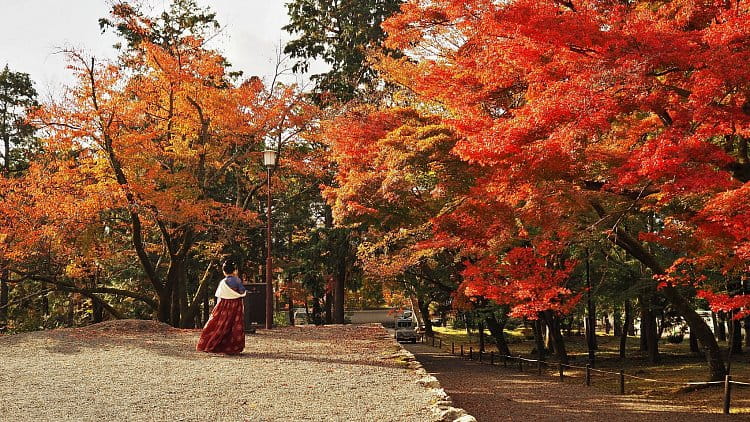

{"left": 666, "top": 332, "right": 684, "bottom": 344}
{"left": 452, "top": 318, "right": 466, "bottom": 330}
{"left": 504, "top": 318, "right": 523, "bottom": 330}
{"left": 273, "top": 312, "right": 290, "bottom": 327}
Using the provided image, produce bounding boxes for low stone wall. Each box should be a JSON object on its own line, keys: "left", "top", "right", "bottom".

{"left": 390, "top": 339, "right": 477, "bottom": 422}
{"left": 348, "top": 309, "right": 399, "bottom": 325}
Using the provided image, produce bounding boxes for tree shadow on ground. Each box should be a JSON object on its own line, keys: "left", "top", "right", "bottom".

{"left": 407, "top": 344, "right": 735, "bottom": 422}
{"left": 0, "top": 321, "right": 409, "bottom": 369}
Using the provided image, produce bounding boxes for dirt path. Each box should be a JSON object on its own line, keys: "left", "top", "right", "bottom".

{"left": 0, "top": 321, "right": 438, "bottom": 422}
{"left": 404, "top": 343, "right": 730, "bottom": 422}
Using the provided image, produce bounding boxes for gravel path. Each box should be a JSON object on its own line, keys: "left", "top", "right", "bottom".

{"left": 404, "top": 343, "right": 731, "bottom": 422}
{"left": 0, "top": 321, "right": 439, "bottom": 421}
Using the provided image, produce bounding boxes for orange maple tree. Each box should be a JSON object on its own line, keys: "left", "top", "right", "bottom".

{"left": 0, "top": 3, "right": 314, "bottom": 327}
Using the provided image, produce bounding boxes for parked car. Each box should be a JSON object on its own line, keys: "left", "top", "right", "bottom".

{"left": 395, "top": 316, "right": 418, "bottom": 343}
{"left": 293, "top": 308, "right": 309, "bottom": 325}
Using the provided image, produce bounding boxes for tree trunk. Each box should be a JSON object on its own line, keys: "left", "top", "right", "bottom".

{"left": 326, "top": 205, "right": 346, "bottom": 325}
{"left": 333, "top": 261, "right": 345, "bottom": 324}
{"left": 639, "top": 295, "right": 660, "bottom": 363}
{"left": 1, "top": 126, "right": 8, "bottom": 329}
{"left": 417, "top": 297, "right": 432, "bottom": 336}
{"left": 689, "top": 328, "right": 701, "bottom": 355}
{"left": 165, "top": 255, "right": 186, "bottom": 327}
{"left": 544, "top": 318, "right": 556, "bottom": 355}
{"left": 657, "top": 310, "right": 667, "bottom": 339}
{"left": 0, "top": 271, "right": 8, "bottom": 327}
{"left": 542, "top": 310, "right": 569, "bottom": 364}
{"left": 744, "top": 316, "right": 750, "bottom": 349}
{"left": 42, "top": 291, "right": 49, "bottom": 316}
{"left": 532, "top": 316, "right": 546, "bottom": 360}
{"left": 202, "top": 293, "right": 209, "bottom": 325}
{"left": 645, "top": 309, "right": 660, "bottom": 364}
{"left": 619, "top": 300, "right": 631, "bottom": 359}
{"left": 92, "top": 297, "right": 104, "bottom": 323}
{"left": 312, "top": 296, "right": 324, "bottom": 325}
{"left": 410, "top": 296, "right": 423, "bottom": 327}
{"left": 179, "top": 267, "right": 190, "bottom": 328}
{"left": 67, "top": 298, "right": 75, "bottom": 326}
{"left": 730, "top": 318, "right": 743, "bottom": 355}
{"left": 603, "top": 313, "right": 611, "bottom": 335}
{"left": 628, "top": 317, "right": 635, "bottom": 336}
{"left": 485, "top": 314, "right": 511, "bottom": 356}
{"left": 717, "top": 312, "right": 727, "bottom": 342}
{"left": 585, "top": 251, "right": 598, "bottom": 354}
{"left": 170, "top": 276, "right": 181, "bottom": 328}
{"left": 613, "top": 307, "right": 622, "bottom": 337}
{"left": 158, "top": 286, "right": 172, "bottom": 324}
{"left": 288, "top": 295, "right": 294, "bottom": 326}
{"left": 478, "top": 319, "right": 485, "bottom": 353}
{"left": 585, "top": 315, "right": 597, "bottom": 365}
{"left": 711, "top": 311, "right": 720, "bottom": 338}
{"left": 639, "top": 296, "right": 649, "bottom": 352}
{"left": 324, "top": 291, "right": 333, "bottom": 324}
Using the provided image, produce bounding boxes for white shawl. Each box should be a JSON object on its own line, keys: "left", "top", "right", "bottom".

{"left": 215, "top": 279, "right": 247, "bottom": 299}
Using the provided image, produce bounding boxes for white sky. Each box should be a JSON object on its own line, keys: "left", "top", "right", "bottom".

{"left": 0, "top": 0, "right": 322, "bottom": 97}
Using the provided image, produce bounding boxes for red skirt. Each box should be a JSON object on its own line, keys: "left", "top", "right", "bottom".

{"left": 196, "top": 297, "right": 245, "bottom": 355}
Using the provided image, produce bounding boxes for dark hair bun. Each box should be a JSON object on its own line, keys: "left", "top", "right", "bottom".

{"left": 222, "top": 260, "right": 237, "bottom": 274}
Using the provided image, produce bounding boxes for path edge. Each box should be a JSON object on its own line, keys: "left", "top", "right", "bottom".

{"left": 389, "top": 333, "right": 477, "bottom": 422}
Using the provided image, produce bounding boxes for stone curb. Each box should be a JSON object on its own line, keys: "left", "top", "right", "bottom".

{"left": 385, "top": 331, "right": 477, "bottom": 422}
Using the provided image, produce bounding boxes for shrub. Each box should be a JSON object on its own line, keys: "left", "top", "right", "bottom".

{"left": 666, "top": 332, "right": 684, "bottom": 344}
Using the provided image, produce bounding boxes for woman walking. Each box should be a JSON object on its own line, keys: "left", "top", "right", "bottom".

{"left": 197, "top": 260, "right": 247, "bottom": 355}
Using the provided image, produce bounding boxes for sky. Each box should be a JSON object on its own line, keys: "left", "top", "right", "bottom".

{"left": 0, "top": 0, "right": 320, "bottom": 98}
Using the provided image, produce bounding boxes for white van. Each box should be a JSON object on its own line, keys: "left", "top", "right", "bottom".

{"left": 293, "top": 308, "right": 309, "bottom": 325}
{"left": 395, "top": 316, "right": 418, "bottom": 343}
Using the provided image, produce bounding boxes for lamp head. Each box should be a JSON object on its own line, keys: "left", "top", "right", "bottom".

{"left": 263, "top": 149, "right": 277, "bottom": 168}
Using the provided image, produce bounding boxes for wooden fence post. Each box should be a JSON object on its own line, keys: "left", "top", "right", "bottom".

{"left": 439, "top": 338, "right": 442, "bottom": 349}
{"left": 460, "top": 344, "right": 464, "bottom": 357}
{"left": 503, "top": 356, "right": 507, "bottom": 368}
{"left": 519, "top": 359, "right": 523, "bottom": 372}
{"left": 537, "top": 360, "right": 543, "bottom": 375}
{"left": 452, "top": 342, "right": 455, "bottom": 355}
{"left": 619, "top": 370, "right": 625, "bottom": 395}
{"left": 432, "top": 336, "right": 435, "bottom": 347}
{"left": 469, "top": 347, "right": 473, "bottom": 360}
{"left": 559, "top": 363, "right": 564, "bottom": 382}
{"left": 479, "top": 350, "right": 483, "bottom": 362}
{"left": 491, "top": 352, "right": 494, "bottom": 365}
{"left": 585, "top": 364, "right": 591, "bottom": 386}
{"left": 724, "top": 375, "right": 732, "bottom": 415}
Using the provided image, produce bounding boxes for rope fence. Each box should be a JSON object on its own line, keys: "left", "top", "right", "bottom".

{"left": 419, "top": 332, "right": 748, "bottom": 415}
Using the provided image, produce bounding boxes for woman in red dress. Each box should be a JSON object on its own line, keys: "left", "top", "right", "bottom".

{"left": 197, "top": 260, "right": 247, "bottom": 355}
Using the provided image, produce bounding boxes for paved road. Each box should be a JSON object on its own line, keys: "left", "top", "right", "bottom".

{"left": 403, "top": 342, "right": 729, "bottom": 422}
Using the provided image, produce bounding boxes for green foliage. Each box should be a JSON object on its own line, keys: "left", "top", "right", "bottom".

{"left": 0, "top": 64, "right": 38, "bottom": 174}
{"left": 99, "top": 0, "right": 219, "bottom": 52}
{"left": 273, "top": 311, "right": 290, "bottom": 327}
{"left": 283, "top": 0, "right": 403, "bottom": 103}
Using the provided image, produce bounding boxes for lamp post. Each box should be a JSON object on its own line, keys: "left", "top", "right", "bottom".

{"left": 263, "top": 149, "right": 277, "bottom": 329}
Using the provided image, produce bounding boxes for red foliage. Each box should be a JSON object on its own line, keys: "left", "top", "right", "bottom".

{"left": 460, "top": 243, "right": 580, "bottom": 318}
{"left": 380, "top": 0, "right": 750, "bottom": 314}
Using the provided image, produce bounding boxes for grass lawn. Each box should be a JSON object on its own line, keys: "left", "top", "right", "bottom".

{"left": 430, "top": 325, "right": 750, "bottom": 415}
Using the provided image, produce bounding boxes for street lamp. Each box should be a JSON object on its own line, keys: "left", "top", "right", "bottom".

{"left": 263, "top": 149, "right": 277, "bottom": 329}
